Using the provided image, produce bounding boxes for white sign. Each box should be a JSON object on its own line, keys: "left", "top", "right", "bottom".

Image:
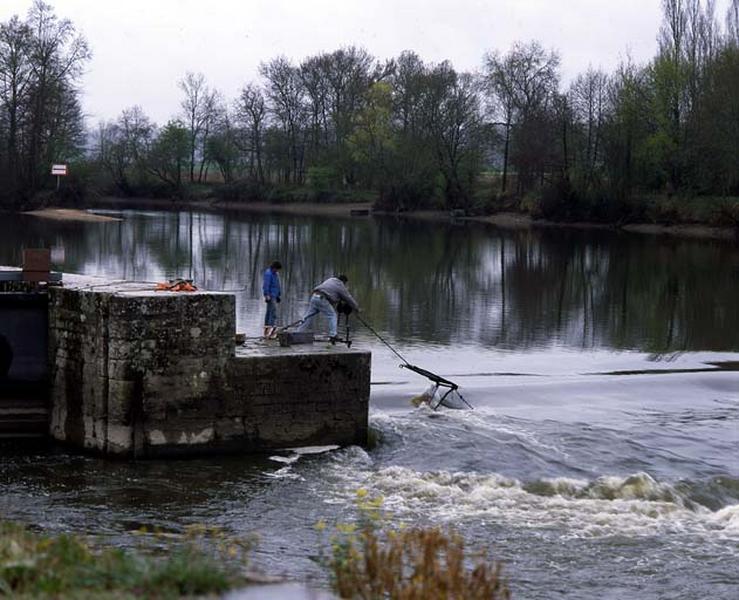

{"left": 51, "top": 164, "right": 68, "bottom": 176}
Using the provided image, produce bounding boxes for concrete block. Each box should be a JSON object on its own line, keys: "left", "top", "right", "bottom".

{"left": 45, "top": 279, "right": 369, "bottom": 458}
{"left": 278, "top": 331, "right": 314, "bottom": 346}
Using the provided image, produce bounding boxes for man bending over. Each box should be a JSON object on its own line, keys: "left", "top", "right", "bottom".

{"left": 298, "top": 275, "right": 359, "bottom": 341}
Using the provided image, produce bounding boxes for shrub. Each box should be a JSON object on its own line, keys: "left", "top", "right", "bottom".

{"left": 211, "top": 178, "right": 276, "bottom": 202}
{"left": 328, "top": 526, "right": 510, "bottom": 600}
{"left": 375, "top": 181, "right": 438, "bottom": 212}
{"left": 307, "top": 166, "right": 341, "bottom": 194}
{"left": 524, "top": 178, "right": 633, "bottom": 223}
{"left": 0, "top": 520, "right": 252, "bottom": 597}
{"left": 713, "top": 198, "right": 739, "bottom": 227}
{"left": 56, "top": 160, "right": 97, "bottom": 207}
{"left": 321, "top": 490, "right": 510, "bottom": 599}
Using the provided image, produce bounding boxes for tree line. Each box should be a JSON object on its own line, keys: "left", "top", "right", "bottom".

{"left": 2, "top": 0, "right": 739, "bottom": 222}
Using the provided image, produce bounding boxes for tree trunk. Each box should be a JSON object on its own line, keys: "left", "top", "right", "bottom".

{"left": 501, "top": 120, "right": 510, "bottom": 194}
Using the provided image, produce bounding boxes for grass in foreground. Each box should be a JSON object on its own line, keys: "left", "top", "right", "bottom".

{"left": 321, "top": 490, "right": 510, "bottom": 599}
{"left": 327, "top": 525, "right": 510, "bottom": 600}
{"left": 3, "top": 504, "right": 512, "bottom": 599}
{"left": 0, "top": 521, "right": 251, "bottom": 598}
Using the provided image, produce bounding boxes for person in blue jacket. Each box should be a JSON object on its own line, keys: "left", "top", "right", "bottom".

{"left": 262, "top": 260, "right": 282, "bottom": 338}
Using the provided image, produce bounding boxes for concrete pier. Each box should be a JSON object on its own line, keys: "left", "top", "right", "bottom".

{"left": 1, "top": 271, "right": 370, "bottom": 458}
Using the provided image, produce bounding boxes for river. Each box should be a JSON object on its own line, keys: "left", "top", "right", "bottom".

{"left": 1, "top": 209, "right": 738, "bottom": 599}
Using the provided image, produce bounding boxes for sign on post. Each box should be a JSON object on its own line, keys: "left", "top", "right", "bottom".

{"left": 50, "top": 164, "right": 68, "bottom": 191}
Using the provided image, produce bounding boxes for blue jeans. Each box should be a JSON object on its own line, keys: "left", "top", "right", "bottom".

{"left": 264, "top": 298, "right": 277, "bottom": 326}
{"left": 298, "top": 293, "right": 338, "bottom": 337}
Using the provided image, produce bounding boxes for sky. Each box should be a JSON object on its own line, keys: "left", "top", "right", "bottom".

{"left": 0, "top": 0, "right": 730, "bottom": 125}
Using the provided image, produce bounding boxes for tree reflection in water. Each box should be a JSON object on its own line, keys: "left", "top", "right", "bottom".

{"left": 1, "top": 211, "right": 736, "bottom": 354}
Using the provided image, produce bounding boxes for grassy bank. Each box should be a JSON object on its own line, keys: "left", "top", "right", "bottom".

{"left": 513, "top": 191, "right": 739, "bottom": 229}
{"left": 0, "top": 521, "right": 253, "bottom": 598}
{"left": 90, "top": 180, "right": 379, "bottom": 207}
{"left": 90, "top": 194, "right": 737, "bottom": 243}
{"left": 13, "top": 172, "right": 722, "bottom": 241}
{"left": 96, "top": 179, "right": 738, "bottom": 227}
{"left": 1, "top": 516, "right": 511, "bottom": 598}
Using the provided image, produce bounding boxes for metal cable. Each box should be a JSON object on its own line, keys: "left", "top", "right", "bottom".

{"left": 355, "top": 313, "right": 410, "bottom": 365}
{"left": 355, "top": 313, "right": 473, "bottom": 409}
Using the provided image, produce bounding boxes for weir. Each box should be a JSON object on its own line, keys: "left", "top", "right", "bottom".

{"left": 0, "top": 270, "right": 370, "bottom": 458}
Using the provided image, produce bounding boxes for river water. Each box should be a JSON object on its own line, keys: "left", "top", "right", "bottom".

{"left": 1, "top": 209, "right": 738, "bottom": 599}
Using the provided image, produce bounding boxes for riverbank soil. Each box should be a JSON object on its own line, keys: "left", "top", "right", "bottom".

{"left": 94, "top": 196, "right": 373, "bottom": 218}
{"left": 90, "top": 196, "right": 737, "bottom": 241}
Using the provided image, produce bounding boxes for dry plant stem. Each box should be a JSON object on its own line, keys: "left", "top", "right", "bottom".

{"left": 332, "top": 526, "right": 510, "bottom": 600}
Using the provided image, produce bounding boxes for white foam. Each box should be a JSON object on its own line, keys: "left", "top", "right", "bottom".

{"left": 289, "top": 445, "right": 340, "bottom": 455}
{"left": 711, "top": 504, "right": 739, "bottom": 531}
{"left": 580, "top": 473, "right": 685, "bottom": 504}
{"left": 268, "top": 455, "right": 299, "bottom": 465}
{"left": 268, "top": 445, "right": 340, "bottom": 471}
{"left": 264, "top": 466, "right": 304, "bottom": 480}
{"left": 318, "top": 460, "right": 737, "bottom": 539}
{"left": 370, "top": 409, "right": 566, "bottom": 458}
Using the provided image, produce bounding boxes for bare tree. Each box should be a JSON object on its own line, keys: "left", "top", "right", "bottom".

{"left": 206, "top": 110, "right": 239, "bottom": 184}
{"left": 146, "top": 120, "right": 189, "bottom": 192}
{"left": 25, "top": 1, "right": 90, "bottom": 190}
{"left": 568, "top": 68, "right": 608, "bottom": 183}
{"left": 727, "top": 0, "right": 739, "bottom": 45}
{"left": 0, "top": 16, "right": 33, "bottom": 194}
{"left": 234, "top": 82, "right": 267, "bottom": 182}
{"left": 259, "top": 56, "right": 305, "bottom": 183}
{"left": 603, "top": 59, "right": 652, "bottom": 198}
{"left": 483, "top": 41, "right": 560, "bottom": 193}
{"left": 323, "top": 48, "right": 374, "bottom": 146}
{"left": 391, "top": 51, "right": 425, "bottom": 134}
{"left": 299, "top": 54, "right": 331, "bottom": 162}
{"left": 421, "top": 63, "right": 484, "bottom": 208}
{"left": 0, "top": 1, "right": 90, "bottom": 202}
{"left": 96, "top": 106, "right": 154, "bottom": 194}
{"left": 179, "top": 71, "right": 220, "bottom": 183}
{"left": 294, "top": 47, "right": 387, "bottom": 185}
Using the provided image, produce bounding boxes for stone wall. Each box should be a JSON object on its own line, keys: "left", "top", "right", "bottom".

{"left": 0, "top": 281, "right": 47, "bottom": 294}
{"left": 47, "top": 279, "right": 369, "bottom": 458}
{"left": 222, "top": 350, "right": 370, "bottom": 452}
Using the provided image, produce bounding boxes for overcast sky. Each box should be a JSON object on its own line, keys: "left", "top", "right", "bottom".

{"left": 0, "top": 0, "right": 730, "bottom": 125}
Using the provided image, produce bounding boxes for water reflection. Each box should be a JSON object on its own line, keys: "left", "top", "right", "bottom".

{"left": 1, "top": 210, "right": 737, "bottom": 353}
